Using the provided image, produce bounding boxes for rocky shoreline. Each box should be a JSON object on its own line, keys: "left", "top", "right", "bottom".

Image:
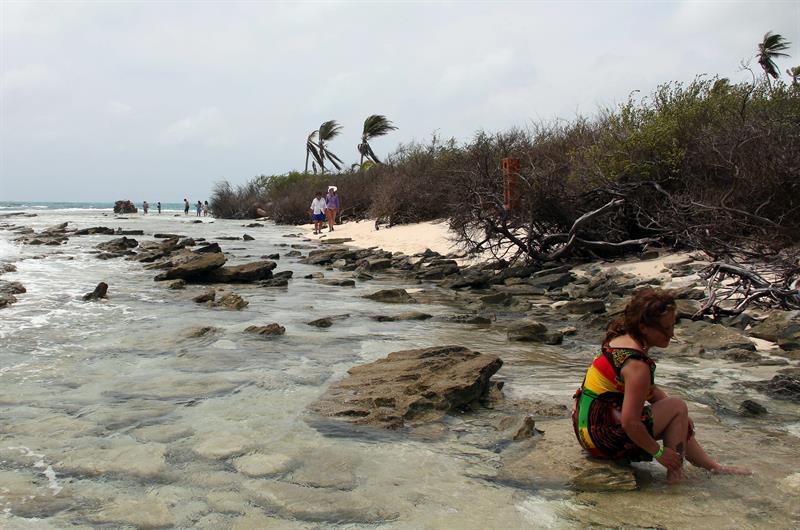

{"left": 1, "top": 214, "right": 799, "bottom": 523}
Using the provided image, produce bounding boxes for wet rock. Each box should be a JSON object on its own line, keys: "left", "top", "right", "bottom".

{"left": 194, "top": 289, "right": 216, "bottom": 303}
{"left": 0, "top": 263, "right": 17, "bottom": 273}
{"left": 153, "top": 250, "right": 226, "bottom": 281}
{"left": 437, "top": 314, "right": 493, "bottom": 325}
{"left": 317, "top": 278, "right": 356, "bottom": 287}
{"left": 168, "top": 279, "right": 186, "bottom": 289}
{"left": 528, "top": 272, "right": 575, "bottom": 290}
{"left": 681, "top": 321, "right": 755, "bottom": 352}
{"left": 74, "top": 226, "right": 115, "bottom": 235}
{"left": 363, "top": 288, "right": 416, "bottom": 304}
{"left": 245, "top": 323, "right": 285, "bottom": 336}
{"left": 233, "top": 452, "right": 295, "bottom": 477}
{"left": 744, "top": 374, "right": 800, "bottom": 402}
{"left": 242, "top": 234, "right": 255, "bottom": 241}
{"left": 194, "top": 433, "right": 258, "bottom": 459}
{"left": 131, "top": 424, "right": 194, "bottom": 443}
{"left": 185, "top": 326, "right": 221, "bottom": 338}
{"left": 263, "top": 253, "right": 280, "bottom": 259}
{"left": 674, "top": 298, "right": 702, "bottom": 319}
{"left": 440, "top": 270, "right": 492, "bottom": 289}
{"left": 204, "top": 260, "right": 277, "bottom": 283}
{"left": 214, "top": 292, "right": 248, "bottom": 310}
{"left": 560, "top": 326, "right": 578, "bottom": 336}
{"left": 723, "top": 349, "right": 763, "bottom": 363}
{"left": 113, "top": 200, "right": 138, "bottom": 214}
{"left": 309, "top": 345, "right": 502, "bottom": 429}
{"left": 491, "top": 265, "right": 538, "bottom": 284}
{"left": 479, "top": 292, "right": 513, "bottom": 306}
{"left": 749, "top": 310, "right": 800, "bottom": 351}
{"left": 507, "top": 320, "right": 549, "bottom": 342}
{"left": 218, "top": 236, "right": 241, "bottom": 240}
{"left": 320, "top": 237, "right": 354, "bottom": 245}
{"left": 82, "top": 281, "right": 108, "bottom": 301}
{"left": 96, "top": 236, "right": 138, "bottom": 253}
{"left": 261, "top": 278, "right": 289, "bottom": 287}
{"left": 512, "top": 415, "right": 537, "bottom": 441}
{"left": 304, "top": 272, "right": 324, "bottom": 279}
{"left": 246, "top": 223, "right": 264, "bottom": 228}
{"left": 0, "top": 280, "right": 26, "bottom": 308}
{"left": 362, "top": 258, "right": 392, "bottom": 271}
{"left": 56, "top": 441, "right": 167, "bottom": 478}
{"left": 739, "top": 400, "right": 767, "bottom": 415}
{"left": 307, "top": 317, "right": 333, "bottom": 328}
{"left": 115, "top": 229, "right": 144, "bottom": 235}
{"left": 195, "top": 242, "right": 222, "bottom": 253}
{"left": 285, "top": 250, "right": 302, "bottom": 257}
{"left": 562, "top": 299, "right": 606, "bottom": 314}
{"left": 371, "top": 311, "right": 433, "bottom": 322}
{"left": 353, "top": 271, "right": 374, "bottom": 281}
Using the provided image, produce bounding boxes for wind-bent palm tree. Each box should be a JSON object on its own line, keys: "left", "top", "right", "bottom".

{"left": 358, "top": 115, "right": 398, "bottom": 165}
{"left": 787, "top": 66, "right": 800, "bottom": 86}
{"left": 317, "top": 120, "right": 344, "bottom": 174}
{"left": 305, "top": 130, "right": 322, "bottom": 174}
{"left": 757, "top": 31, "right": 791, "bottom": 86}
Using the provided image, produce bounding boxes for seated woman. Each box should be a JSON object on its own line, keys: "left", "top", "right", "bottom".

{"left": 572, "top": 288, "right": 750, "bottom": 483}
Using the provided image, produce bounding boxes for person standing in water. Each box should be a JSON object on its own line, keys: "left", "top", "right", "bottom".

{"left": 183, "top": 199, "right": 190, "bottom": 215}
{"left": 309, "top": 191, "right": 327, "bottom": 235}
{"left": 142, "top": 201, "right": 149, "bottom": 214}
{"left": 572, "top": 288, "right": 751, "bottom": 483}
{"left": 325, "top": 186, "right": 340, "bottom": 232}
{"left": 157, "top": 202, "right": 162, "bottom": 214}
{"left": 203, "top": 200, "right": 209, "bottom": 217}
{"left": 196, "top": 200, "right": 202, "bottom": 216}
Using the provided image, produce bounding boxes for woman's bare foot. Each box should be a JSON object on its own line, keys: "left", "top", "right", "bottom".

{"left": 711, "top": 464, "right": 752, "bottom": 475}
{"left": 666, "top": 467, "right": 685, "bottom": 484}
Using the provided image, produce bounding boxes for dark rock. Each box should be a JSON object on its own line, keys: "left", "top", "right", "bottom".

{"left": 113, "top": 200, "right": 137, "bottom": 214}
{"left": 168, "top": 280, "right": 186, "bottom": 290}
{"left": 304, "top": 272, "right": 324, "bottom": 279}
{"left": 262, "top": 253, "right": 280, "bottom": 260}
{"left": 674, "top": 298, "right": 702, "bottom": 319}
{"left": 246, "top": 223, "right": 264, "bottom": 228}
{"left": 154, "top": 233, "right": 184, "bottom": 239}
{"left": 562, "top": 299, "right": 606, "bottom": 314}
{"left": 82, "top": 282, "right": 108, "bottom": 301}
{"left": 316, "top": 278, "right": 356, "bottom": 287}
{"left": 353, "top": 271, "right": 374, "bottom": 281}
{"left": 723, "top": 349, "right": 763, "bottom": 363}
{"left": 507, "top": 320, "right": 549, "bottom": 342}
{"left": 307, "top": 318, "right": 333, "bottom": 328}
{"left": 204, "top": 260, "right": 277, "bottom": 283}
{"left": 682, "top": 322, "right": 755, "bottom": 352}
{"left": 242, "top": 234, "right": 255, "bottom": 241}
{"left": 194, "top": 289, "right": 216, "bottom": 303}
{"left": 437, "top": 314, "right": 493, "bottom": 325}
{"left": 491, "top": 265, "right": 538, "bottom": 284}
{"left": 272, "top": 270, "right": 293, "bottom": 280}
{"left": 640, "top": 250, "right": 660, "bottom": 260}
{"left": 185, "top": 326, "right": 220, "bottom": 338}
{"left": 743, "top": 374, "right": 800, "bottom": 402}
{"left": 213, "top": 292, "right": 248, "bottom": 310}
{"left": 153, "top": 250, "right": 226, "bottom": 281}
{"left": 245, "top": 323, "right": 285, "bottom": 336}
{"left": 363, "top": 289, "right": 416, "bottom": 304}
{"left": 217, "top": 236, "right": 240, "bottom": 241}
{"left": 115, "top": 229, "right": 144, "bottom": 236}
{"left": 179, "top": 238, "right": 196, "bottom": 247}
{"left": 0, "top": 264, "right": 17, "bottom": 273}
{"left": 479, "top": 292, "right": 513, "bottom": 306}
{"left": 260, "top": 278, "right": 289, "bottom": 288}
{"left": 308, "top": 345, "right": 503, "bottom": 429}
{"left": 440, "top": 270, "right": 492, "bottom": 290}
{"left": 320, "top": 238, "right": 354, "bottom": 245}
{"left": 96, "top": 237, "right": 138, "bottom": 252}
{"left": 749, "top": 310, "right": 800, "bottom": 351}
{"left": 739, "top": 400, "right": 767, "bottom": 415}
{"left": 195, "top": 242, "right": 221, "bottom": 253}
{"left": 362, "top": 258, "right": 392, "bottom": 272}
{"left": 0, "top": 280, "right": 26, "bottom": 308}
{"left": 285, "top": 250, "right": 302, "bottom": 258}
{"left": 74, "top": 226, "right": 115, "bottom": 235}
{"left": 371, "top": 311, "right": 433, "bottom": 322}
{"left": 528, "top": 272, "right": 575, "bottom": 290}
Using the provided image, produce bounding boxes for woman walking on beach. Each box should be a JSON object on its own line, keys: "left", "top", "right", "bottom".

{"left": 196, "top": 200, "right": 202, "bottom": 216}
{"left": 325, "top": 186, "right": 340, "bottom": 232}
{"left": 202, "top": 200, "right": 209, "bottom": 217}
{"left": 572, "top": 288, "right": 750, "bottom": 483}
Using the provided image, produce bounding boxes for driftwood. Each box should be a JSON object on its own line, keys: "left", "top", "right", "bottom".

{"left": 695, "top": 262, "right": 800, "bottom": 319}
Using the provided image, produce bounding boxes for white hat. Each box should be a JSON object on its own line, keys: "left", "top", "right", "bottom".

{"left": 328, "top": 186, "right": 337, "bottom": 192}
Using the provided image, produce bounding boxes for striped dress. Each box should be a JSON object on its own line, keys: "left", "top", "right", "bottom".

{"left": 572, "top": 346, "right": 656, "bottom": 461}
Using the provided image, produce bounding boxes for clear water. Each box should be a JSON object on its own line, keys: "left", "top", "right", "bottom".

{"left": 0, "top": 208, "right": 798, "bottom": 529}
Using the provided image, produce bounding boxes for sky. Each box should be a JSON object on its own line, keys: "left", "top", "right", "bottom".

{"left": 1, "top": 1, "right": 799, "bottom": 203}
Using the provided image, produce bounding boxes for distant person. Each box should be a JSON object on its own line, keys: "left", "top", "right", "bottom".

{"left": 309, "top": 191, "right": 327, "bottom": 235}
{"left": 325, "top": 186, "right": 340, "bottom": 232}
{"left": 196, "top": 200, "right": 202, "bottom": 217}
{"left": 157, "top": 201, "right": 161, "bottom": 214}
{"left": 142, "top": 201, "right": 149, "bottom": 214}
{"left": 203, "top": 200, "right": 209, "bottom": 217}
{"left": 183, "top": 198, "right": 190, "bottom": 215}
{"left": 572, "top": 288, "right": 751, "bottom": 483}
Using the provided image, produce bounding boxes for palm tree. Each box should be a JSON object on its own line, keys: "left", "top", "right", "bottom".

{"left": 305, "top": 130, "right": 322, "bottom": 174}
{"left": 787, "top": 66, "right": 800, "bottom": 86}
{"left": 317, "top": 120, "right": 344, "bottom": 174}
{"left": 757, "top": 31, "right": 791, "bottom": 86}
{"left": 358, "top": 115, "right": 398, "bottom": 165}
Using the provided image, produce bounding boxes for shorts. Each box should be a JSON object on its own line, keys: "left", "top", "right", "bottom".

{"left": 312, "top": 213, "right": 326, "bottom": 222}
{"left": 572, "top": 392, "right": 654, "bottom": 461}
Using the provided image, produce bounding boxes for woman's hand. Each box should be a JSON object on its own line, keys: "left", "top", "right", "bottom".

{"left": 657, "top": 446, "right": 684, "bottom": 471}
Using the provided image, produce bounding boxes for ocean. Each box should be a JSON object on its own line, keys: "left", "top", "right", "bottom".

{"left": 0, "top": 201, "right": 186, "bottom": 212}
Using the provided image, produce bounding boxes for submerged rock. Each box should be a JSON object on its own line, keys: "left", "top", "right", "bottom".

{"left": 246, "top": 323, "right": 285, "bottom": 336}
{"left": 507, "top": 320, "right": 548, "bottom": 342}
{"left": 370, "top": 311, "right": 433, "bottom": 322}
{"left": 153, "top": 249, "right": 226, "bottom": 281}
{"left": 214, "top": 292, "right": 248, "bottom": 310}
{"left": 363, "top": 288, "right": 416, "bottom": 304}
{"left": 309, "top": 345, "right": 502, "bottom": 429}
{"left": 744, "top": 374, "right": 800, "bottom": 402}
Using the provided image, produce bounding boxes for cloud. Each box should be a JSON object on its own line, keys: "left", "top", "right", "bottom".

{"left": 157, "top": 107, "right": 236, "bottom": 148}
{"left": 105, "top": 101, "right": 132, "bottom": 118}
{"left": 0, "top": 64, "right": 55, "bottom": 95}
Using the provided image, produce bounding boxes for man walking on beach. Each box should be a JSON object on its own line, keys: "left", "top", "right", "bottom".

{"left": 309, "top": 191, "right": 327, "bottom": 235}
{"left": 142, "top": 201, "right": 149, "bottom": 214}
{"left": 157, "top": 202, "right": 161, "bottom": 214}
{"left": 184, "top": 199, "right": 190, "bottom": 215}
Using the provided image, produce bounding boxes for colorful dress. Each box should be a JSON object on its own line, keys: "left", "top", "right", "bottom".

{"left": 572, "top": 346, "right": 656, "bottom": 461}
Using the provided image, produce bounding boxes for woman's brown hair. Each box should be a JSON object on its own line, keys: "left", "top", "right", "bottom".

{"left": 603, "top": 288, "right": 676, "bottom": 349}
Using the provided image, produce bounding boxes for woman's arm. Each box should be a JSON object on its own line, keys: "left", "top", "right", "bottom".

{"left": 620, "top": 361, "right": 661, "bottom": 455}
{"left": 649, "top": 385, "right": 668, "bottom": 403}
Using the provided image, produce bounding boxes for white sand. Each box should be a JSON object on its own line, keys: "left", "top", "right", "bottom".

{"left": 301, "top": 219, "right": 461, "bottom": 257}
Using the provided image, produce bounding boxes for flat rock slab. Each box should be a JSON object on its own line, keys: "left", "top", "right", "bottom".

{"left": 309, "top": 345, "right": 502, "bottom": 429}
{"left": 362, "top": 288, "right": 416, "bottom": 304}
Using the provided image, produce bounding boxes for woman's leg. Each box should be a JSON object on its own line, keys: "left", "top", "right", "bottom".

{"left": 651, "top": 397, "right": 689, "bottom": 482}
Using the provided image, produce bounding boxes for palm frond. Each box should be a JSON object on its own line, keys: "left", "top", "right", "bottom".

{"left": 361, "top": 114, "right": 398, "bottom": 141}
{"left": 319, "top": 120, "right": 343, "bottom": 141}
{"left": 306, "top": 141, "right": 323, "bottom": 166}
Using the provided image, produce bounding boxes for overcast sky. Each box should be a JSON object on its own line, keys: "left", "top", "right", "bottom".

{"left": 1, "top": 1, "right": 798, "bottom": 202}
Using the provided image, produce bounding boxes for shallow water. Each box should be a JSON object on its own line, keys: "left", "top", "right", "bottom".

{"left": 0, "top": 209, "right": 798, "bottom": 529}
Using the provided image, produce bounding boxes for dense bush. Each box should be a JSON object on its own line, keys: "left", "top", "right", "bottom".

{"left": 212, "top": 76, "right": 799, "bottom": 260}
